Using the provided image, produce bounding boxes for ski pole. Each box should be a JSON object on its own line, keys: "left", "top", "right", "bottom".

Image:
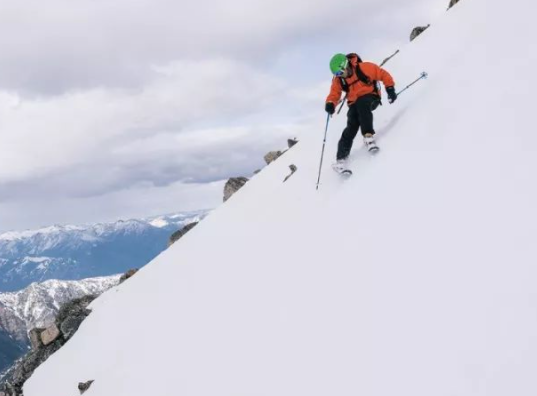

{"left": 336, "top": 97, "right": 347, "bottom": 114}
{"left": 397, "top": 72, "right": 428, "bottom": 96}
{"left": 379, "top": 49, "right": 400, "bottom": 67}
{"left": 316, "top": 113, "right": 331, "bottom": 190}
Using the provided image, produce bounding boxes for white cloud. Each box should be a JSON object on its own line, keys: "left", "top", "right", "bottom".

{"left": 0, "top": 59, "right": 286, "bottom": 182}
{"left": 0, "top": 0, "right": 445, "bottom": 93}
{"left": 0, "top": 179, "right": 226, "bottom": 231}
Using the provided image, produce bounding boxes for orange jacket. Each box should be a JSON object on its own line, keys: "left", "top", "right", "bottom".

{"left": 326, "top": 56, "right": 395, "bottom": 106}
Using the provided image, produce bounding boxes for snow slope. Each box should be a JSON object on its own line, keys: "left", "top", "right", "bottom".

{"left": 25, "top": 1, "right": 537, "bottom": 395}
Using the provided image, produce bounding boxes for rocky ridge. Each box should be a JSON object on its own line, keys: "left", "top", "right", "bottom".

{"left": 0, "top": 295, "right": 99, "bottom": 396}
{"left": 223, "top": 138, "right": 299, "bottom": 202}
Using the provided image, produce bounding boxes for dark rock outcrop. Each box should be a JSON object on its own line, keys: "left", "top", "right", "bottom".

{"left": 28, "top": 328, "right": 43, "bottom": 351}
{"left": 224, "top": 177, "right": 249, "bottom": 202}
{"left": 264, "top": 138, "right": 299, "bottom": 166}
{"left": 283, "top": 165, "right": 298, "bottom": 183}
{"left": 78, "top": 380, "right": 94, "bottom": 394}
{"left": 168, "top": 222, "right": 198, "bottom": 247}
{"left": 263, "top": 151, "right": 283, "bottom": 165}
{"left": 119, "top": 269, "right": 139, "bottom": 284}
{"left": 223, "top": 137, "right": 299, "bottom": 200}
{"left": 410, "top": 25, "right": 430, "bottom": 41}
{"left": 448, "top": 0, "right": 460, "bottom": 9}
{"left": 56, "top": 295, "right": 95, "bottom": 340}
{"left": 287, "top": 138, "right": 298, "bottom": 148}
{"left": 40, "top": 325, "right": 60, "bottom": 347}
{"left": 0, "top": 295, "right": 98, "bottom": 396}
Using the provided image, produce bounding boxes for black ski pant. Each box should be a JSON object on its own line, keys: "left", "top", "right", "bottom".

{"left": 336, "top": 94, "right": 379, "bottom": 160}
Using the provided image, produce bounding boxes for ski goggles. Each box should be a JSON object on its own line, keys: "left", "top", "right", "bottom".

{"left": 334, "top": 59, "right": 349, "bottom": 77}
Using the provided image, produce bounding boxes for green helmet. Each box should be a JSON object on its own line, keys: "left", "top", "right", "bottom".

{"left": 329, "top": 53, "right": 348, "bottom": 75}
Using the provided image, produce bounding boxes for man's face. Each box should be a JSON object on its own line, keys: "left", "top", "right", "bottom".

{"left": 339, "top": 65, "right": 353, "bottom": 78}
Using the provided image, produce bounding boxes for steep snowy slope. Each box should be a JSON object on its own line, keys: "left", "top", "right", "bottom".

{"left": 25, "top": 1, "right": 537, "bottom": 395}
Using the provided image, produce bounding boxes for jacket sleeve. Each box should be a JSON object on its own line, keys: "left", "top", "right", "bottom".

{"left": 373, "top": 64, "right": 395, "bottom": 88}
{"left": 326, "top": 77, "right": 343, "bottom": 105}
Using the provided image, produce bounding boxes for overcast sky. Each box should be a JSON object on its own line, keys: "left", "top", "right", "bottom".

{"left": 0, "top": 0, "right": 447, "bottom": 232}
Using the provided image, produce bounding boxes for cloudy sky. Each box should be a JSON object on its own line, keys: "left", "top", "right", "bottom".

{"left": 0, "top": 0, "right": 447, "bottom": 232}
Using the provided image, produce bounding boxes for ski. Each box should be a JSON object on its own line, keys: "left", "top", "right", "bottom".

{"left": 368, "top": 146, "right": 380, "bottom": 154}
{"left": 364, "top": 137, "right": 380, "bottom": 154}
{"left": 331, "top": 142, "right": 379, "bottom": 177}
{"left": 333, "top": 167, "right": 353, "bottom": 176}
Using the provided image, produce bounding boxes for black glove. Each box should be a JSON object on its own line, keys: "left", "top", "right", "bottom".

{"left": 386, "top": 86, "right": 397, "bottom": 104}
{"left": 325, "top": 102, "right": 335, "bottom": 115}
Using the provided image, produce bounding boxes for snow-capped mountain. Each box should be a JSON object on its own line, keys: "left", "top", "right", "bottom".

{"left": 0, "top": 276, "right": 120, "bottom": 341}
{"left": 0, "top": 211, "right": 207, "bottom": 292}
{"left": 20, "top": 1, "right": 537, "bottom": 396}
{"left": 0, "top": 276, "right": 119, "bottom": 375}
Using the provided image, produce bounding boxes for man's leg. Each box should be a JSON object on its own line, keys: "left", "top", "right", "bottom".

{"left": 354, "top": 95, "right": 376, "bottom": 137}
{"left": 336, "top": 105, "right": 360, "bottom": 160}
{"left": 355, "top": 95, "right": 379, "bottom": 151}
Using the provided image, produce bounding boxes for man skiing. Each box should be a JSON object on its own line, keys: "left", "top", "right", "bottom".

{"left": 325, "top": 53, "right": 397, "bottom": 172}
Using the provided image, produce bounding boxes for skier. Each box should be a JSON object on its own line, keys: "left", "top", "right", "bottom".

{"left": 325, "top": 53, "right": 397, "bottom": 172}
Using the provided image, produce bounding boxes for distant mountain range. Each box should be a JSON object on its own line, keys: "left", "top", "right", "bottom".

{"left": 0, "top": 210, "right": 209, "bottom": 376}
{"left": 0, "top": 211, "right": 208, "bottom": 292}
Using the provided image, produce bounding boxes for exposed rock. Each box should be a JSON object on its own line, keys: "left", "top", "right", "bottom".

{"left": 78, "top": 380, "right": 94, "bottom": 394}
{"left": 119, "top": 269, "right": 139, "bottom": 284}
{"left": 287, "top": 138, "right": 298, "bottom": 148}
{"left": 224, "top": 177, "right": 249, "bottom": 202}
{"left": 0, "top": 339, "right": 63, "bottom": 396}
{"left": 263, "top": 151, "right": 283, "bottom": 165}
{"left": 410, "top": 25, "right": 430, "bottom": 41}
{"left": 0, "top": 295, "right": 98, "bottom": 396}
{"left": 55, "top": 295, "right": 95, "bottom": 341}
{"left": 283, "top": 165, "right": 298, "bottom": 183}
{"left": 168, "top": 222, "right": 198, "bottom": 247}
{"left": 0, "top": 276, "right": 118, "bottom": 346}
{"left": 28, "top": 328, "right": 44, "bottom": 351}
{"left": 40, "top": 324, "right": 60, "bottom": 346}
{"left": 448, "top": 0, "right": 460, "bottom": 8}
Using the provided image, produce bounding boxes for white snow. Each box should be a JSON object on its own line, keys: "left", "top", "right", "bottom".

{"left": 0, "top": 225, "right": 86, "bottom": 242}
{"left": 148, "top": 217, "right": 169, "bottom": 228}
{"left": 24, "top": 1, "right": 537, "bottom": 395}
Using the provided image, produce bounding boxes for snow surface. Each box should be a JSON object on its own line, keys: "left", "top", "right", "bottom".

{"left": 24, "top": 1, "right": 537, "bottom": 395}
